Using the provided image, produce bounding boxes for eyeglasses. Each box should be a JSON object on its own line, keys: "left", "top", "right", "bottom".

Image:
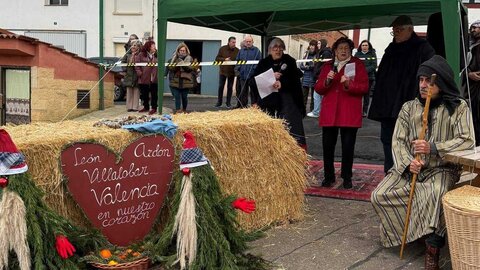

{"left": 390, "top": 26, "right": 406, "bottom": 36}
{"left": 271, "top": 46, "right": 284, "bottom": 51}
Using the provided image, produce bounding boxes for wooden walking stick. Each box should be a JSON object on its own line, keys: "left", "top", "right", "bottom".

{"left": 399, "top": 74, "right": 437, "bottom": 259}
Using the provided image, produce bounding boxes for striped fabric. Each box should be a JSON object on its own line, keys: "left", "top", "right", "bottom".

{"left": 371, "top": 99, "right": 475, "bottom": 247}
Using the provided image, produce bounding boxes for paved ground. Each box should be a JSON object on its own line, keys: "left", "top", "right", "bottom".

{"left": 249, "top": 196, "right": 452, "bottom": 270}
{"left": 89, "top": 96, "right": 452, "bottom": 269}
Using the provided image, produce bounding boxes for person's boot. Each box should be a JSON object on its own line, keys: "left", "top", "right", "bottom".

{"left": 343, "top": 178, "right": 352, "bottom": 189}
{"left": 321, "top": 178, "right": 334, "bottom": 187}
{"left": 425, "top": 243, "right": 440, "bottom": 270}
{"left": 148, "top": 108, "right": 157, "bottom": 115}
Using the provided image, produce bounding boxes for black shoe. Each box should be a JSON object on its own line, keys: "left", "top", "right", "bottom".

{"left": 321, "top": 179, "right": 334, "bottom": 187}
{"left": 343, "top": 179, "right": 353, "bottom": 189}
{"left": 214, "top": 103, "right": 222, "bottom": 108}
{"left": 226, "top": 104, "right": 232, "bottom": 109}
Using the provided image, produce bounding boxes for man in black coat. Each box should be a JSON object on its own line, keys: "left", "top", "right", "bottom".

{"left": 368, "top": 15, "right": 435, "bottom": 173}
{"left": 466, "top": 20, "right": 480, "bottom": 146}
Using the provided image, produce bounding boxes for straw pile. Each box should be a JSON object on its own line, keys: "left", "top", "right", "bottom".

{"left": 5, "top": 108, "right": 307, "bottom": 231}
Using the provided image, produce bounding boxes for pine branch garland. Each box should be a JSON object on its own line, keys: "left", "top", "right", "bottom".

{"left": 149, "top": 166, "right": 269, "bottom": 270}
{"left": 6, "top": 173, "right": 108, "bottom": 270}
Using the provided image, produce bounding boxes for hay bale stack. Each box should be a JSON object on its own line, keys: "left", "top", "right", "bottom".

{"left": 6, "top": 121, "right": 141, "bottom": 226}
{"left": 5, "top": 108, "right": 307, "bottom": 230}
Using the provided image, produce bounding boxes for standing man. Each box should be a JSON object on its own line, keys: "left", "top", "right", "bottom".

{"left": 368, "top": 15, "right": 435, "bottom": 173}
{"left": 215, "top": 37, "right": 239, "bottom": 108}
{"left": 466, "top": 20, "right": 480, "bottom": 146}
{"left": 371, "top": 55, "right": 474, "bottom": 270}
{"left": 235, "top": 35, "right": 262, "bottom": 108}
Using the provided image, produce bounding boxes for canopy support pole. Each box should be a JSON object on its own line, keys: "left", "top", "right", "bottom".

{"left": 99, "top": 0, "right": 104, "bottom": 110}
{"left": 261, "top": 36, "right": 267, "bottom": 57}
{"left": 157, "top": 18, "right": 167, "bottom": 114}
{"left": 441, "top": 0, "right": 460, "bottom": 85}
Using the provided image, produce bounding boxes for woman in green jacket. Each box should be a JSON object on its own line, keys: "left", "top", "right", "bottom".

{"left": 354, "top": 40, "right": 377, "bottom": 116}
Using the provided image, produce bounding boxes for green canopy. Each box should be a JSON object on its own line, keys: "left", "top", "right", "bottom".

{"left": 156, "top": 0, "right": 466, "bottom": 112}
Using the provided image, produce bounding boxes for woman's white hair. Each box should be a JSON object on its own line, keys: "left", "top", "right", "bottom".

{"left": 268, "top": 38, "right": 286, "bottom": 51}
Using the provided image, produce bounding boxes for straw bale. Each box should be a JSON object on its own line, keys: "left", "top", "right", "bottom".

{"left": 4, "top": 108, "right": 307, "bottom": 231}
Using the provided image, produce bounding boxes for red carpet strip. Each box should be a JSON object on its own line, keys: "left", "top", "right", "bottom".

{"left": 305, "top": 160, "right": 384, "bottom": 201}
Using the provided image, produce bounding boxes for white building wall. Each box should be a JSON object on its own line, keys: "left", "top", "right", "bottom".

{"left": 357, "top": 26, "right": 426, "bottom": 63}
{"left": 104, "top": 0, "right": 265, "bottom": 58}
{"left": 355, "top": 6, "right": 480, "bottom": 63}
{"left": 468, "top": 8, "right": 480, "bottom": 27}
{"left": 166, "top": 22, "right": 262, "bottom": 56}
{"left": 0, "top": 0, "right": 311, "bottom": 62}
{"left": 104, "top": 0, "right": 155, "bottom": 57}
{"left": 281, "top": 36, "right": 310, "bottom": 60}
{"left": 0, "top": 0, "right": 98, "bottom": 57}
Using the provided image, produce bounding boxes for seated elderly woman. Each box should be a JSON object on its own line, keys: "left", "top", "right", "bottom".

{"left": 251, "top": 37, "right": 307, "bottom": 149}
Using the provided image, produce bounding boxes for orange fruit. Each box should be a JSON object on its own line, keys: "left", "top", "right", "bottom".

{"left": 99, "top": 249, "right": 112, "bottom": 259}
{"left": 126, "top": 249, "right": 133, "bottom": 254}
{"left": 132, "top": 252, "right": 141, "bottom": 257}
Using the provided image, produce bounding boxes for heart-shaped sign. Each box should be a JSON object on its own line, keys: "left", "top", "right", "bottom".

{"left": 60, "top": 135, "right": 174, "bottom": 246}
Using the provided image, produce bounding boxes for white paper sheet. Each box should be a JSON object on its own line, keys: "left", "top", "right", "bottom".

{"left": 344, "top": 63, "right": 356, "bottom": 78}
{"left": 254, "top": 68, "right": 277, "bottom": 99}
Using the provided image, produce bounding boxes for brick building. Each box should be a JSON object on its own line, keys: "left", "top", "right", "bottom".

{"left": 0, "top": 29, "right": 114, "bottom": 125}
{"left": 297, "top": 31, "right": 349, "bottom": 48}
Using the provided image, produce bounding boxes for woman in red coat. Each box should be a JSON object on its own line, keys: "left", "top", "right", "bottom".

{"left": 314, "top": 37, "right": 369, "bottom": 189}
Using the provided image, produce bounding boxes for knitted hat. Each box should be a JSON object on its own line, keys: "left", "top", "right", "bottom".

{"left": 179, "top": 131, "right": 208, "bottom": 169}
{"left": 471, "top": 20, "right": 480, "bottom": 30}
{"left": 0, "top": 129, "right": 28, "bottom": 175}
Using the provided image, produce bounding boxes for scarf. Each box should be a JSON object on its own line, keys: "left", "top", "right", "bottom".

{"left": 337, "top": 56, "right": 351, "bottom": 71}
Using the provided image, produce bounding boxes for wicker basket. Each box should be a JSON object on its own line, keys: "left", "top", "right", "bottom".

{"left": 91, "top": 257, "right": 150, "bottom": 270}
{"left": 443, "top": 185, "right": 480, "bottom": 270}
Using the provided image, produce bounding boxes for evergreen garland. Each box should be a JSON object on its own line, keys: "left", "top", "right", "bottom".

{"left": 6, "top": 173, "right": 108, "bottom": 270}
{"left": 148, "top": 166, "right": 269, "bottom": 270}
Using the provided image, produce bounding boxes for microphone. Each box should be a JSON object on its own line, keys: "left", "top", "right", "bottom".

{"left": 326, "top": 61, "right": 339, "bottom": 85}
{"left": 275, "top": 63, "right": 287, "bottom": 82}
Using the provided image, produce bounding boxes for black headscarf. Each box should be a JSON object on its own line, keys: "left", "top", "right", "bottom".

{"left": 416, "top": 55, "right": 462, "bottom": 116}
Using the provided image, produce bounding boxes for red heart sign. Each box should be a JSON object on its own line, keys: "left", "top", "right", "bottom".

{"left": 61, "top": 135, "right": 174, "bottom": 246}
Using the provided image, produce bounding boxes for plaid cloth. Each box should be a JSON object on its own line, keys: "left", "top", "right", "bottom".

{"left": 0, "top": 153, "right": 25, "bottom": 173}
{"left": 180, "top": 148, "right": 208, "bottom": 166}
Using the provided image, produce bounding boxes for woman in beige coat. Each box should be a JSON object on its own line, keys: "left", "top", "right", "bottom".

{"left": 122, "top": 39, "right": 142, "bottom": 111}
